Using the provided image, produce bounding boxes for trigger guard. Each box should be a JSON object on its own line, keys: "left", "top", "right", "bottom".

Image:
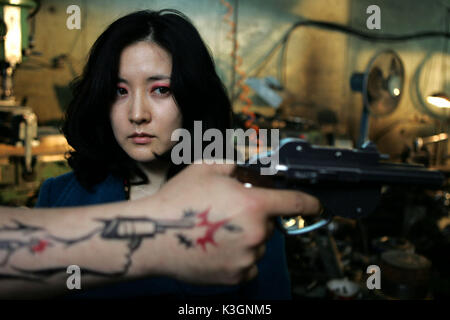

{"left": 277, "top": 216, "right": 332, "bottom": 235}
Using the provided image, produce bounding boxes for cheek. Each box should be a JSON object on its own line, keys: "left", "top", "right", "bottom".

{"left": 167, "top": 111, "right": 183, "bottom": 138}
{"left": 157, "top": 105, "right": 183, "bottom": 136}
{"left": 110, "top": 106, "right": 127, "bottom": 138}
{"left": 173, "top": 111, "right": 183, "bottom": 129}
{"left": 170, "top": 103, "right": 183, "bottom": 129}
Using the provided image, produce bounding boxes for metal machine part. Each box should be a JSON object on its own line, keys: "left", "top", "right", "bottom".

{"left": 380, "top": 250, "right": 432, "bottom": 299}
{"left": 0, "top": 1, "right": 38, "bottom": 176}
{"left": 0, "top": 104, "right": 37, "bottom": 174}
{"left": 350, "top": 50, "right": 405, "bottom": 148}
{"left": 414, "top": 133, "right": 448, "bottom": 151}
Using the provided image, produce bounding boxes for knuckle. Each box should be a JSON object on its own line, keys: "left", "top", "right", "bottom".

{"left": 247, "top": 227, "right": 266, "bottom": 246}
{"left": 226, "top": 271, "right": 244, "bottom": 285}
{"left": 222, "top": 263, "right": 241, "bottom": 284}
{"left": 240, "top": 254, "right": 256, "bottom": 269}
{"left": 244, "top": 193, "right": 263, "bottom": 214}
{"left": 257, "top": 245, "right": 266, "bottom": 260}
{"left": 222, "top": 257, "right": 254, "bottom": 285}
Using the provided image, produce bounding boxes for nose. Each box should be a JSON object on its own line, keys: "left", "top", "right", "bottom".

{"left": 128, "top": 91, "right": 151, "bottom": 125}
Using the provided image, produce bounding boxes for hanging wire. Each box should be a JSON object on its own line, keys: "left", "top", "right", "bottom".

{"left": 220, "top": 0, "right": 261, "bottom": 148}
{"left": 444, "top": 7, "right": 449, "bottom": 94}
{"left": 230, "top": 16, "right": 450, "bottom": 102}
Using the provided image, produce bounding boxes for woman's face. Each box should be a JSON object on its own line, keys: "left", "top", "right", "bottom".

{"left": 110, "top": 41, "right": 182, "bottom": 163}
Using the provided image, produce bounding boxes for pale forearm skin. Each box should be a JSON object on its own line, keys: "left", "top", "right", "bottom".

{"left": 0, "top": 163, "right": 321, "bottom": 299}
{"left": 0, "top": 199, "right": 179, "bottom": 298}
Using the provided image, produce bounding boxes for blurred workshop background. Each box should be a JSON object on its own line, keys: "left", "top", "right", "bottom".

{"left": 0, "top": 0, "right": 449, "bottom": 300}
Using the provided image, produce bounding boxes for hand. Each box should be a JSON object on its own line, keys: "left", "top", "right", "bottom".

{"left": 134, "top": 162, "right": 321, "bottom": 286}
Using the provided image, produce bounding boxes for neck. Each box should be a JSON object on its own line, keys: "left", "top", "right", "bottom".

{"left": 128, "top": 159, "right": 170, "bottom": 201}
{"left": 136, "top": 158, "right": 170, "bottom": 185}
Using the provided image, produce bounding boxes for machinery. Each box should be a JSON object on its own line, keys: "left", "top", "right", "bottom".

{"left": 278, "top": 49, "right": 449, "bottom": 300}
{"left": 0, "top": 0, "right": 38, "bottom": 176}
{"left": 244, "top": 49, "right": 449, "bottom": 300}
{"left": 350, "top": 49, "right": 405, "bottom": 148}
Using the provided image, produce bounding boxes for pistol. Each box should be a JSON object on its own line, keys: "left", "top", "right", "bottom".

{"left": 235, "top": 138, "right": 445, "bottom": 235}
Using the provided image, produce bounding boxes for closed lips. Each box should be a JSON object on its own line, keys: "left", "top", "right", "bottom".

{"left": 129, "top": 133, "right": 154, "bottom": 138}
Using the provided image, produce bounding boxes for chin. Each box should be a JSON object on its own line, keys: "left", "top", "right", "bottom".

{"left": 130, "top": 153, "right": 157, "bottom": 163}
{"left": 124, "top": 148, "right": 157, "bottom": 163}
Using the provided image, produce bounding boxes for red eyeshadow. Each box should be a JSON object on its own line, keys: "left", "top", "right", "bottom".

{"left": 150, "top": 83, "right": 170, "bottom": 90}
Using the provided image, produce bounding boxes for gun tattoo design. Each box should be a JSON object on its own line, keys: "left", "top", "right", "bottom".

{"left": 0, "top": 209, "right": 241, "bottom": 280}
{"left": 99, "top": 207, "right": 241, "bottom": 251}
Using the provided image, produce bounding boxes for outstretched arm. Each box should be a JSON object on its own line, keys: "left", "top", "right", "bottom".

{"left": 0, "top": 163, "right": 321, "bottom": 298}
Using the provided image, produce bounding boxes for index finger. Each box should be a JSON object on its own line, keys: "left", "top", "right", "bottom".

{"left": 249, "top": 187, "right": 322, "bottom": 217}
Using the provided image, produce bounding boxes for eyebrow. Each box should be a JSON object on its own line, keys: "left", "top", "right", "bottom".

{"left": 118, "top": 75, "right": 171, "bottom": 84}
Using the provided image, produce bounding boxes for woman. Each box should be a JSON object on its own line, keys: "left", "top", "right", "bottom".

{"left": 36, "top": 9, "right": 291, "bottom": 299}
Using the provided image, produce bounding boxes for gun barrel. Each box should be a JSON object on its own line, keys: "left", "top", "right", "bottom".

{"left": 359, "top": 162, "right": 444, "bottom": 187}
{"left": 239, "top": 138, "right": 445, "bottom": 222}
{"left": 283, "top": 162, "right": 445, "bottom": 188}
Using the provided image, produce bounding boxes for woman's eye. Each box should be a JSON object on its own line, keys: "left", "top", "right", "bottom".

{"left": 153, "top": 86, "right": 171, "bottom": 96}
{"left": 116, "top": 87, "right": 128, "bottom": 96}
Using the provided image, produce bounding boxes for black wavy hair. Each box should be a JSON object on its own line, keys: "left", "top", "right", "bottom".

{"left": 63, "top": 9, "right": 232, "bottom": 190}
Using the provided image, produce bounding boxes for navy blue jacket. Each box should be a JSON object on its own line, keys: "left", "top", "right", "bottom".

{"left": 36, "top": 172, "right": 291, "bottom": 299}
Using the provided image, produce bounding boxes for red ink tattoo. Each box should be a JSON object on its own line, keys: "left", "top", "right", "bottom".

{"left": 31, "top": 240, "right": 49, "bottom": 253}
{"left": 196, "top": 208, "right": 228, "bottom": 251}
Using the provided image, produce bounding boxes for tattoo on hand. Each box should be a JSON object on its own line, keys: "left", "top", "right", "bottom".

{"left": 0, "top": 208, "right": 241, "bottom": 282}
